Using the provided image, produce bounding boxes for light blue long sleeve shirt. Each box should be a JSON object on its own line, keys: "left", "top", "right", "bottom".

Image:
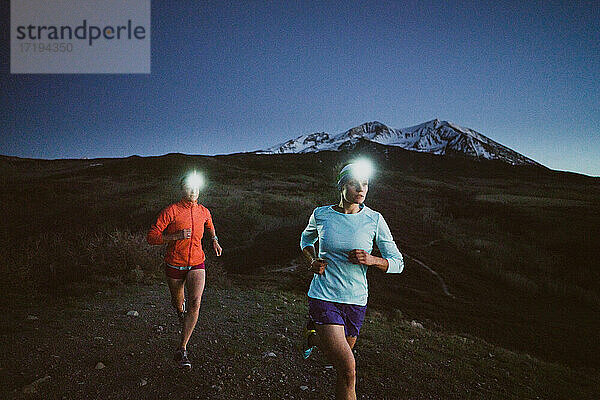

{"left": 300, "top": 205, "right": 403, "bottom": 306}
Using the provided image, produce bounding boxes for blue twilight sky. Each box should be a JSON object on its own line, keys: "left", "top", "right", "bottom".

{"left": 1, "top": 1, "right": 599, "bottom": 176}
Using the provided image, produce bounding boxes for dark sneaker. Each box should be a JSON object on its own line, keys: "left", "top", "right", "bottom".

{"left": 174, "top": 348, "right": 191, "bottom": 369}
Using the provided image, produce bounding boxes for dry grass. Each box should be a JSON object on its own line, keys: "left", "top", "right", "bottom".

{"left": 1, "top": 150, "right": 599, "bottom": 372}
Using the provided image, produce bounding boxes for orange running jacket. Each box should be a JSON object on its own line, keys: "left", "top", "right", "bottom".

{"left": 147, "top": 199, "right": 214, "bottom": 267}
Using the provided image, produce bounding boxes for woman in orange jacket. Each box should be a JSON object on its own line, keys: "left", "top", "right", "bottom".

{"left": 147, "top": 172, "right": 222, "bottom": 369}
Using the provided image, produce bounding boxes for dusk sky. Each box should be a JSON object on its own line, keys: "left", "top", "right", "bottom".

{"left": 1, "top": 1, "right": 599, "bottom": 176}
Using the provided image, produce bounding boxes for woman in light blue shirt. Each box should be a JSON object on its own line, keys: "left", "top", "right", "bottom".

{"left": 300, "top": 161, "right": 403, "bottom": 400}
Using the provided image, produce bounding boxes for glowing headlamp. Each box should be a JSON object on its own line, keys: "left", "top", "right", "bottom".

{"left": 337, "top": 159, "right": 374, "bottom": 185}
{"left": 183, "top": 171, "right": 205, "bottom": 190}
{"left": 350, "top": 159, "right": 374, "bottom": 181}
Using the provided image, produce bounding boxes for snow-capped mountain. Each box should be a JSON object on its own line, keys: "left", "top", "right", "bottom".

{"left": 257, "top": 119, "right": 541, "bottom": 166}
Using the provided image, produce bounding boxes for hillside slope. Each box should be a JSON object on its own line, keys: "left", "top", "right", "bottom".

{"left": 1, "top": 150, "right": 599, "bottom": 398}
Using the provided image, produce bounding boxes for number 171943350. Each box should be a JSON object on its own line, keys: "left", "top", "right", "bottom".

{"left": 19, "top": 42, "right": 73, "bottom": 53}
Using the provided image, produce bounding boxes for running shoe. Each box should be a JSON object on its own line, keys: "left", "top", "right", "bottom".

{"left": 301, "top": 320, "right": 317, "bottom": 360}
{"left": 174, "top": 348, "right": 191, "bottom": 369}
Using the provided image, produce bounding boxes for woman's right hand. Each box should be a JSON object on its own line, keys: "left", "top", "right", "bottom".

{"left": 309, "top": 258, "right": 327, "bottom": 275}
{"left": 177, "top": 229, "right": 192, "bottom": 240}
{"left": 163, "top": 229, "right": 191, "bottom": 241}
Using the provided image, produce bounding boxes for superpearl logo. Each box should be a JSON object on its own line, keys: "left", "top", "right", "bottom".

{"left": 11, "top": 0, "right": 151, "bottom": 74}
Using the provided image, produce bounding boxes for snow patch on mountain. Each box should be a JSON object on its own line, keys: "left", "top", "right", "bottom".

{"left": 257, "top": 119, "right": 540, "bottom": 166}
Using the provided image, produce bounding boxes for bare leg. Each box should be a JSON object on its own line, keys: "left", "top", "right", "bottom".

{"left": 309, "top": 330, "right": 358, "bottom": 353}
{"left": 316, "top": 324, "right": 357, "bottom": 400}
{"left": 165, "top": 275, "right": 185, "bottom": 313}
{"left": 346, "top": 336, "right": 357, "bottom": 350}
{"left": 179, "top": 269, "right": 206, "bottom": 349}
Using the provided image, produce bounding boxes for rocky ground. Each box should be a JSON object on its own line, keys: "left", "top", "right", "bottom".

{"left": 1, "top": 281, "right": 340, "bottom": 399}
{"left": 2, "top": 275, "right": 599, "bottom": 400}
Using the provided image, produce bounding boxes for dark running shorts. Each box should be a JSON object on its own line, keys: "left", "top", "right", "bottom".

{"left": 308, "top": 297, "right": 367, "bottom": 337}
{"left": 165, "top": 263, "right": 205, "bottom": 279}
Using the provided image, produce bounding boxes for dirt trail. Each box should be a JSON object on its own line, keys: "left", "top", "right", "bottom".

{"left": 2, "top": 280, "right": 599, "bottom": 399}
{"left": 0, "top": 283, "right": 337, "bottom": 399}
{"left": 403, "top": 254, "right": 454, "bottom": 298}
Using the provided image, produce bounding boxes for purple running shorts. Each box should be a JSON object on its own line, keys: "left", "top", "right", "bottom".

{"left": 308, "top": 297, "right": 367, "bottom": 337}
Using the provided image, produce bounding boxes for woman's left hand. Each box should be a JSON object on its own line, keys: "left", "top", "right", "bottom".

{"left": 213, "top": 240, "right": 222, "bottom": 256}
{"left": 348, "top": 249, "right": 374, "bottom": 265}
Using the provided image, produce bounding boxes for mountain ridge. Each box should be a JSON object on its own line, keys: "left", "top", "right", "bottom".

{"left": 257, "top": 119, "right": 542, "bottom": 167}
